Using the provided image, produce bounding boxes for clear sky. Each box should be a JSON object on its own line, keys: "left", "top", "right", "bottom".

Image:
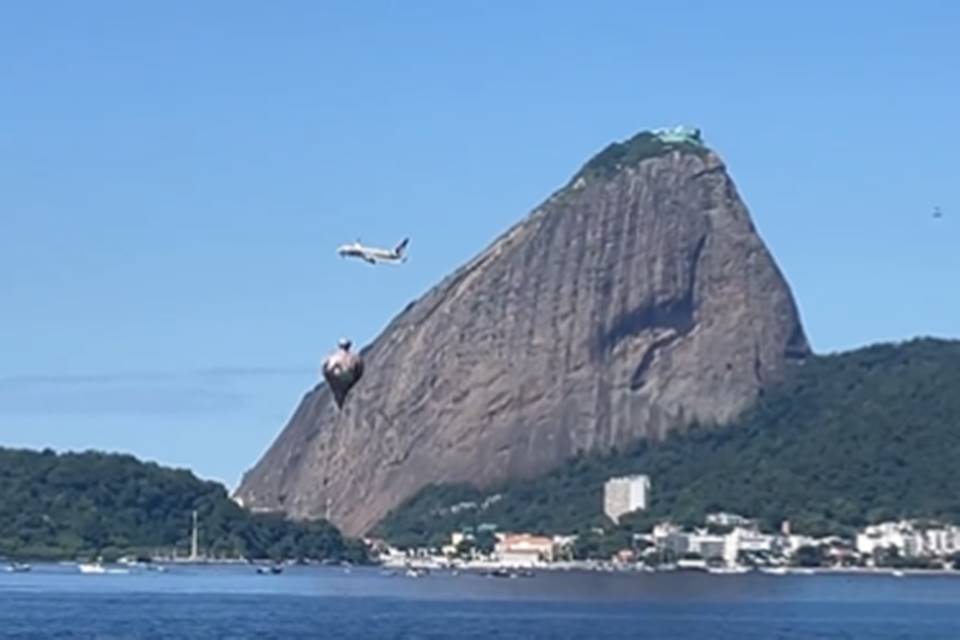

{"left": 2, "top": 1, "right": 957, "bottom": 489}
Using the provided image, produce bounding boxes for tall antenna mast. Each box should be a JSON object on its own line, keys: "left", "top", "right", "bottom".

{"left": 190, "top": 510, "right": 199, "bottom": 561}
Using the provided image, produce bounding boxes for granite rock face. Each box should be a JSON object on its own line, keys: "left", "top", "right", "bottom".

{"left": 234, "top": 131, "right": 810, "bottom": 536}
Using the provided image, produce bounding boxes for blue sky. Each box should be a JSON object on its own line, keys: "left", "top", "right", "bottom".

{"left": 2, "top": 1, "right": 958, "bottom": 488}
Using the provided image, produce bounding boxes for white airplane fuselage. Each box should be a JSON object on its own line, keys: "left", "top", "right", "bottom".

{"left": 336, "top": 238, "right": 409, "bottom": 265}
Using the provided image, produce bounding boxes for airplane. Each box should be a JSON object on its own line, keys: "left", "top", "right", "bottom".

{"left": 933, "top": 206, "right": 943, "bottom": 219}
{"left": 336, "top": 237, "right": 409, "bottom": 265}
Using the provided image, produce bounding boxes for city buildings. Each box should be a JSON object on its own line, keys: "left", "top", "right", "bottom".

{"left": 382, "top": 514, "right": 960, "bottom": 573}
{"left": 856, "top": 520, "right": 960, "bottom": 558}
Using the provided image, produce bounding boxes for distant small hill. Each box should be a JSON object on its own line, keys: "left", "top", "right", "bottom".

{"left": 376, "top": 338, "right": 960, "bottom": 547}
{"left": 0, "top": 447, "right": 367, "bottom": 562}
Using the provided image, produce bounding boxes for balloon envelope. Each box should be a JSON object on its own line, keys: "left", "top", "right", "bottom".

{"left": 322, "top": 344, "right": 364, "bottom": 409}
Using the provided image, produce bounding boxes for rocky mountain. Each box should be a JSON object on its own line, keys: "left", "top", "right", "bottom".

{"left": 234, "top": 128, "right": 810, "bottom": 537}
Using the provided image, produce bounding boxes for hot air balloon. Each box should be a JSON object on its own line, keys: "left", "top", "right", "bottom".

{"left": 322, "top": 338, "right": 364, "bottom": 409}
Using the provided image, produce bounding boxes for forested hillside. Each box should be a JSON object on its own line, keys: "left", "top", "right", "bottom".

{"left": 0, "top": 448, "right": 367, "bottom": 562}
{"left": 377, "top": 338, "right": 960, "bottom": 547}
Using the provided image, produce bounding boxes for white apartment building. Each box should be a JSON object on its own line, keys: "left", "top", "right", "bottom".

{"left": 857, "top": 521, "right": 960, "bottom": 557}
{"left": 732, "top": 528, "right": 778, "bottom": 555}
{"left": 603, "top": 474, "right": 650, "bottom": 524}
{"left": 686, "top": 533, "right": 734, "bottom": 564}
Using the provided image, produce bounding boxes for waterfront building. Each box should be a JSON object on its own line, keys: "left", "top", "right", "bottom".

{"left": 494, "top": 533, "right": 555, "bottom": 566}
{"left": 732, "top": 528, "right": 779, "bottom": 555}
{"left": 857, "top": 520, "right": 960, "bottom": 558}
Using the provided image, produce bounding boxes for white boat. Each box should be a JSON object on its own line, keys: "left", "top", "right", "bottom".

{"left": 82, "top": 565, "right": 129, "bottom": 575}
{"left": 707, "top": 565, "right": 750, "bottom": 574}
{"left": 760, "top": 566, "right": 789, "bottom": 575}
{"left": 118, "top": 557, "right": 166, "bottom": 572}
{"left": 256, "top": 565, "right": 284, "bottom": 575}
{"left": 78, "top": 562, "right": 107, "bottom": 574}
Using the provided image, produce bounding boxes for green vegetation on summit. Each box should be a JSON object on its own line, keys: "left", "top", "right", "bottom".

{"left": 569, "top": 129, "right": 710, "bottom": 185}
{"left": 0, "top": 448, "right": 368, "bottom": 562}
{"left": 377, "top": 338, "right": 960, "bottom": 547}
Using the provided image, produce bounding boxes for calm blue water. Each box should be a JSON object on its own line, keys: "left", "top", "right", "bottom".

{"left": 2, "top": 564, "right": 960, "bottom": 638}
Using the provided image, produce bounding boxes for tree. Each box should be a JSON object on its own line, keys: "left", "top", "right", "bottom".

{"left": 792, "top": 545, "right": 825, "bottom": 567}
{"left": 474, "top": 530, "right": 497, "bottom": 556}
{"left": 455, "top": 538, "right": 475, "bottom": 558}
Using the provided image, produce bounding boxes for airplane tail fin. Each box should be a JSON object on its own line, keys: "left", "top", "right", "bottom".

{"left": 395, "top": 237, "right": 409, "bottom": 257}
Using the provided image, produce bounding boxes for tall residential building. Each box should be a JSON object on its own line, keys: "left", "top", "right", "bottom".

{"left": 603, "top": 474, "right": 650, "bottom": 524}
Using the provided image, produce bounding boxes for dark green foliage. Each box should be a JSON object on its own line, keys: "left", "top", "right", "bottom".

{"left": 791, "top": 545, "right": 826, "bottom": 567}
{"left": 0, "top": 448, "right": 367, "bottom": 563}
{"left": 375, "top": 483, "right": 485, "bottom": 550}
{"left": 874, "top": 546, "right": 940, "bottom": 569}
{"left": 376, "top": 338, "right": 960, "bottom": 547}
{"left": 569, "top": 130, "right": 710, "bottom": 185}
{"left": 474, "top": 529, "right": 497, "bottom": 555}
{"left": 571, "top": 529, "right": 633, "bottom": 560}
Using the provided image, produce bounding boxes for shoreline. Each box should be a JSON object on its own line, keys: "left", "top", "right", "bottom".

{"left": 7, "top": 559, "right": 960, "bottom": 579}
{"left": 379, "top": 557, "right": 960, "bottom": 578}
